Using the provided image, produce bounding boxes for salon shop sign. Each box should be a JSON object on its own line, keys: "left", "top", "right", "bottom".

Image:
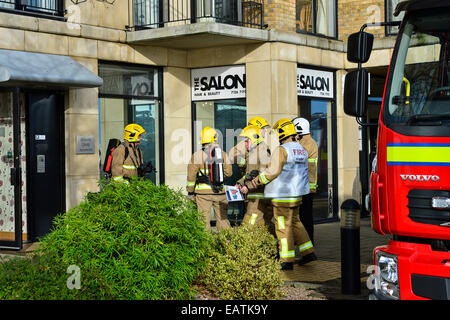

{"left": 297, "top": 67, "right": 334, "bottom": 99}
{"left": 191, "top": 65, "right": 246, "bottom": 101}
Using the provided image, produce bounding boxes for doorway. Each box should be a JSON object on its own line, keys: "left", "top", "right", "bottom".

{"left": 26, "top": 92, "right": 65, "bottom": 242}
{"left": 0, "top": 90, "right": 65, "bottom": 249}
{"left": 298, "top": 98, "right": 338, "bottom": 222}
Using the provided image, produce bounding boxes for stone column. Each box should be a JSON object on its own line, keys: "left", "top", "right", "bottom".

{"left": 65, "top": 57, "right": 101, "bottom": 210}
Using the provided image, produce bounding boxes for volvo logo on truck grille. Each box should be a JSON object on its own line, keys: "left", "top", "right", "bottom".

{"left": 400, "top": 174, "right": 440, "bottom": 182}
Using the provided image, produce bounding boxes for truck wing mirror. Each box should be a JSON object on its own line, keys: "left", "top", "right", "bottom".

{"left": 344, "top": 69, "right": 369, "bottom": 117}
{"left": 347, "top": 31, "right": 374, "bottom": 64}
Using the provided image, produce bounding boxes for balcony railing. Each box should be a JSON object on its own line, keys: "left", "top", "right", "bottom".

{"left": 131, "top": 0, "right": 264, "bottom": 30}
{"left": 0, "top": 0, "right": 64, "bottom": 17}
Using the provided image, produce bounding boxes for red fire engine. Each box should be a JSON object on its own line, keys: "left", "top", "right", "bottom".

{"left": 344, "top": 0, "right": 450, "bottom": 299}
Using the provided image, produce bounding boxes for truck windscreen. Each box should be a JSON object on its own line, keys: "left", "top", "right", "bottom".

{"left": 385, "top": 8, "right": 450, "bottom": 128}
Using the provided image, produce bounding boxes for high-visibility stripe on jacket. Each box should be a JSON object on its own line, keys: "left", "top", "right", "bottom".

{"left": 111, "top": 141, "right": 143, "bottom": 183}
{"left": 298, "top": 134, "right": 319, "bottom": 192}
{"left": 237, "top": 141, "right": 271, "bottom": 198}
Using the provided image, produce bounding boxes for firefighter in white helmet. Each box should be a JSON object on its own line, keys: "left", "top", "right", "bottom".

{"left": 292, "top": 117, "right": 319, "bottom": 244}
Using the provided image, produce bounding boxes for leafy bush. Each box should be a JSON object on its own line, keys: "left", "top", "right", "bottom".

{"left": 0, "top": 179, "right": 212, "bottom": 300}
{"left": 199, "top": 225, "right": 283, "bottom": 300}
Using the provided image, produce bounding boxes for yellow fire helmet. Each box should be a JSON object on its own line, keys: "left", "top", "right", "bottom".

{"left": 272, "top": 118, "right": 297, "bottom": 141}
{"left": 123, "top": 123, "right": 146, "bottom": 142}
{"left": 240, "top": 125, "right": 263, "bottom": 147}
{"left": 200, "top": 126, "right": 218, "bottom": 145}
{"left": 248, "top": 116, "right": 270, "bottom": 129}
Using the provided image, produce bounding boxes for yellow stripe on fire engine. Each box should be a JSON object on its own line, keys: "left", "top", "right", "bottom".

{"left": 386, "top": 143, "right": 450, "bottom": 166}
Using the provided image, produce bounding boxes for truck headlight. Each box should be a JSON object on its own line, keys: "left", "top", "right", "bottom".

{"left": 375, "top": 251, "right": 400, "bottom": 299}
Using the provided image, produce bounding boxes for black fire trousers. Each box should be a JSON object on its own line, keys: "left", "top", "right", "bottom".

{"left": 299, "top": 193, "right": 314, "bottom": 245}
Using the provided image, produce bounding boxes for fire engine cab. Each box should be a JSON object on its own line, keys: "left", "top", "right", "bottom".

{"left": 344, "top": 0, "right": 450, "bottom": 299}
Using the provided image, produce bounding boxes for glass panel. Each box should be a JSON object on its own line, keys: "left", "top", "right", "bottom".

{"left": 134, "top": 0, "right": 159, "bottom": 28}
{"left": 385, "top": 9, "right": 450, "bottom": 125}
{"left": 299, "top": 98, "right": 333, "bottom": 221}
{"left": 193, "top": 99, "right": 247, "bottom": 224}
{"left": 0, "top": 92, "right": 16, "bottom": 242}
{"left": 100, "top": 98, "right": 128, "bottom": 180}
{"left": 316, "top": 0, "right": 335, "bottom": 37}
{"left": 296, "top": 0, "right": 313, "bottom": 33}
{"left": 193, "top": 99, "right": 246, "bottom": 155}
{"left": 129, "top": 100, "right": 160, "bottom": 184}
{"left": 296, "top": 0, "right": 335, "bottom": 37}
{"left": 98, "top": 63, "right": 160, "bottom": 99}
{"left": 0, "top": 0, "right": 14, "bottom": 9}
{"left": 99, "top": 97, "right": 160, "bottom": 185}
{"left": 20, "top": 93, "right": 26, "bottom": 240}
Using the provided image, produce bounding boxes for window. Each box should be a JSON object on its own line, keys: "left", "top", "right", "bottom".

{"left": 134, "top": 0, "right": 159, "bottom": 28}
{"left": 0, "top": 0, "right": 63, "bottom": 16}
{"left": 296, "top": 0, "right": 336, "bottom": 38}
{"left": 193, "top": 99, "right": 246, "bottom": 154}
{"left": 98, "top": 62, "right": 163, "bottom": 184}
{"left": 193, "top": 98, "right": 247, "bottom": 223}
{"left": 298, "top": 98, "right": 335, "bottom": 221}
{"left": 385, "top": 0, "right": 404, "bottom": 35}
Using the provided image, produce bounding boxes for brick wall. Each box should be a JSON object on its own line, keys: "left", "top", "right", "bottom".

{"left": 264, "top": 0, "right": 297, "bottom": 33}
{"left": 338, "top": 0, "right": 386, "bottom": 40}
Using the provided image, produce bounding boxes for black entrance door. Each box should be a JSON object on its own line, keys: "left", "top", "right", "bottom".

{"left": 27, "top": 92, "right": 65, "bottom": 241}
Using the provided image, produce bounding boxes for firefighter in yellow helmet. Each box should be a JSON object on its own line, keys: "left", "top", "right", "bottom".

{"left": 249, "top": 116, "right": 279, "bottom": 154}
{"left": 111, "top": 123, "right": 146, "bottom": 183}
{"left": 235, "top": 125, "right": 273, "bottom": 231}
{"left": 246, "top": 118, "right": 316, "bottom": 270}
{"left": 186, "top": 126, "right": 233, "bottom": 231}
{"left": 229, "top": 116, "right": 271, "bottom": 174}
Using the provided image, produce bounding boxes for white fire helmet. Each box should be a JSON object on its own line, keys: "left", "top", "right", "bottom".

{"left": 292, "top": 117, "right": 310, "bottom": 135}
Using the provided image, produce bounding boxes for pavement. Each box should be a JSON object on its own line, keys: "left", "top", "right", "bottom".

{"left": 281, "top": 217, "right": 391, "bottom": 300}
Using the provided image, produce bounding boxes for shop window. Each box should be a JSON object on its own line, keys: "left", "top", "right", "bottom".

{"left": 296, "top": 0, "right": 336, "bottom": 38}
{"left": 298, "top": 98, "right": 335, "bottom": 221}
{"left": 385, "top": 0, "right": 403, "bottom": 35}
{"left": 193, "top": 98, "right": 246, "bottom": 224}
{"left": 193, "top": 99, "right": 246, "bottom": 178}
{"left": 98, "top": 62, "right": 163, "bottom": 184}
{"left": 193, "top": 99, "right": 246, "bottom": 155}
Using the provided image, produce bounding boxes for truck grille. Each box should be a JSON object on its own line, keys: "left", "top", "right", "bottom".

{"left": 408, "top": 189, "right": 450, "bottom": 226}
{"left": 412, "top": 274, "right": 450, "bottom": 300}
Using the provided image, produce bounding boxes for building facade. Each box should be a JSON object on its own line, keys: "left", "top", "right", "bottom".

{"left": 0, "top": 0, "right": 403, "bottom": 249}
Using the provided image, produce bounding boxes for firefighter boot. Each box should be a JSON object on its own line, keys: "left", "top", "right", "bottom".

{"left": 297, "top": 252, "right": 317, "bottom": 266}
{"left": 281, "top": 262, "right": 294, "bottom": 270}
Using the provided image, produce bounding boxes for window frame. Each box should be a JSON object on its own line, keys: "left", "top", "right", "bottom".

{"left": 297, "top": 63, "right": 339, "bottom": 222}
{"left": 385, "top": 0, "right": 404, "bottom": 36}
{"left": 98, "top": 61, "right": 165, "bottom": 184}
{"left": 191, "top": 98, "right": 247, "bottom": 154}
{"left": 296, "top": 0, "right": 338, "bottom": 40}
{"left": 0, "top": 0, "right": 65, "bottom": 20}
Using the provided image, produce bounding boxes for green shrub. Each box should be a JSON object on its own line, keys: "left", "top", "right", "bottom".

{"left": 0, "top": 178, "right": 212, "bottom": 300}
{"left": 199, "top": 225, "right": 283, "bottom": 300}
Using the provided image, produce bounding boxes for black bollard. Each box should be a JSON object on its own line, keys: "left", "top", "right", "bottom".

{"left": 340, "top": 199, "right": 361, "bottom": 295}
